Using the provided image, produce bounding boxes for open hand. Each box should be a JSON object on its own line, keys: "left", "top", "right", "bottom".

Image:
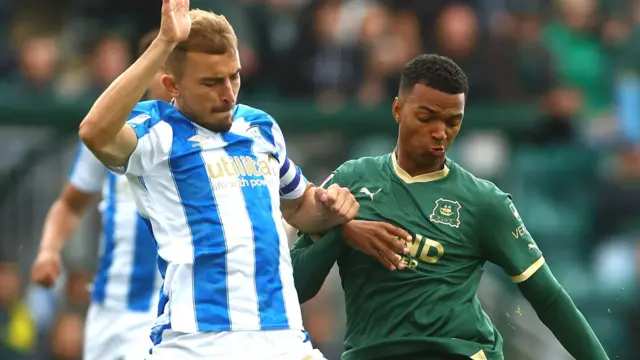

{"left": 314, "top": 184, "right": 359, "bottom": 224}
{"left": 158, "top": 0, "right": 192, "bottom": 45}
{"left": 343, "top": 220, "right": 412, "bottom": 271}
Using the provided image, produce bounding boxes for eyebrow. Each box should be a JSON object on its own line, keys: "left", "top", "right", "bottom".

{"left": 417, "top": 105, "right": 463, "bottom": 119}
{"left": 200, "top": 68, "right": 242, "bottom": 82}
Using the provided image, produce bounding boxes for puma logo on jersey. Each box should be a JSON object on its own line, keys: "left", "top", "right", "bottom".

{"left": 528, "top": 244, "right": 539, "bottom": 251}
{"left": 360, "top": 187, "right": 381, "bottom": 201}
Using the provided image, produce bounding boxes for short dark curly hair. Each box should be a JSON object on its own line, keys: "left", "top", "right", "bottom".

{"left": 399, "top": 54, "right": 468, "bottom": 96}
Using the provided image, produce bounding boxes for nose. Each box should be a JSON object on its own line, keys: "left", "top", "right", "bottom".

{"left": 220, "top": 77, "right": 235, "bottom": 106}
{"left": 431, "top": 121, "right": 447, "bottom": 143}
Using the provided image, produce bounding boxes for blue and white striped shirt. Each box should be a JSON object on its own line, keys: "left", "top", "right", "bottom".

{"left": 69, "top": 144, "right": 162, "bottom": 312}
{"left": 114, "top": 100, "right": 307, "bottom": 336}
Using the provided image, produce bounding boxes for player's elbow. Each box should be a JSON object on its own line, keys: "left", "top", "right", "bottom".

{"left": 78, "top": 117, "right": 98, "bottom": 148}
{"left": 78, "top": 116, "right": 108, "bottom": 151}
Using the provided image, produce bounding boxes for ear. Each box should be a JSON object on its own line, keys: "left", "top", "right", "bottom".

{"left": 161, "top": 73, "right": 180, "bottom": 98}
{"left": 392, "top": 96, "right": 402, "bottom": 124}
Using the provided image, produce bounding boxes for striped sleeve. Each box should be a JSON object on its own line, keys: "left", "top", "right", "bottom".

{"left": 279, "top": 157, "right": 308, "bottom": 200}
{"left": 267, "top": 113, "right": 309, "bottom": 200}
{"left": 68, "top": 142, "right": 107, "bottom": 194}
{"left": 108, "top": 103, "right": 172, "bottom": 177}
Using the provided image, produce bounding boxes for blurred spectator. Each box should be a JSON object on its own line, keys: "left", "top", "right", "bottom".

{"left": 49, "top": 313, "right": 83, "bottom": 360}
{"left": 278, "top": 0, "right": 370, "bottom": 105}
{"left": 85, "top": 35, "right": 131, "bottom": 99}
{"left": 542, "top": 0, "right": 612, "bottom": 120}
{"left": 0, "top": 33, "right": 61, "bottom": 100}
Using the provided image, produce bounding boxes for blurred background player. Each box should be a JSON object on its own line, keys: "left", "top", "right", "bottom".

{"left": 291, "top": 54, "right": 608, "bottom": 360}
{"left": 30, "top": 29, "right": 169, "bottom": 360}
{"left": 77, "top": 2, "right": 358, "bottom": 359}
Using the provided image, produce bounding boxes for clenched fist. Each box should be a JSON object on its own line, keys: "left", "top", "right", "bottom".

{"left": 314, "top": 183, "right": 359, "bottom": 224}
{"left": 31, "top": 250, "right": 62, "bottom": 288}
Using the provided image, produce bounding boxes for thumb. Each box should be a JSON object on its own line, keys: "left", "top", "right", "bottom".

{"left": 314, "top": 187, "right": 328, "bottom": 203}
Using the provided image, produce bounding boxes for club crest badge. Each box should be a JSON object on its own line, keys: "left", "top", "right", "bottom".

{"left": 429, "top": 198, "right": 462, "bottom": 228}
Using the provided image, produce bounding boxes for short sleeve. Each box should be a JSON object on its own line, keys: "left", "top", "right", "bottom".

{"left": 68, "top": 142, "right": 107, "bottom": 194}
{"left": 109, "top": 103, "right": 172, "bottom": 177}
{"left": 481, "top": 192, "right": 545, "bottom": 284}
{"left": 264, "top": 114, "right": 309, "bottom": 200}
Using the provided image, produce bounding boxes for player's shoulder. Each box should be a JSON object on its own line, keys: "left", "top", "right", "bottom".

{"left": 129, "top": 100, "right": 171, "bottom": 125}
{"left": 233, "top": 103, "right": 276, "bottom": 125}
{"left": 450, "top": 161, "right": 510, "bottom": 206}
{"left": 333, "top": 154, "right": 390, "bottom": 181}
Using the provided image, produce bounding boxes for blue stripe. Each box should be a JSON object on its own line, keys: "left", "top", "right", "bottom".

{"left": 280, "top": 168, "right": 302, "bottom": 195}
{"left": 279, "top": 157, "right": 291, "bottom": 178}
{"left": 92, "top": 173, "right": 117, "bottom": 303}
{"left": 129, "top": 117, "right": 159, "bottom": 139}
{"left": 67, "top": 143, "right": 83, "bottom": 179}
{"left": 126, "top": 213, "right": 158, "bottom": 311}
{"left": 221, "top": 131, "right": 288, "bottom": 330}
{"left": 260, "top": 120, "right": 276, "bottom": 148}
{"left": 169, "top": 121, "right": 229, "bottom": 330}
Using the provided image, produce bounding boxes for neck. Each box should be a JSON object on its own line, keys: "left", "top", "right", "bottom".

{"left": 395, "top": 146, "right": 445, "bottom": 177}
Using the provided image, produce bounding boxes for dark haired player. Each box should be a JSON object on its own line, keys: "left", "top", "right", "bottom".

{"left": 291, "top": 54, "right": 609, "bottom": 360}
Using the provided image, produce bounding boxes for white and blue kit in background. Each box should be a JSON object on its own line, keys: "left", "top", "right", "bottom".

{"left": 115, "top": 100, "right": 323, "bottom": 359}
{"left": 69, "top": 144, "right": 162, "bottom": 360}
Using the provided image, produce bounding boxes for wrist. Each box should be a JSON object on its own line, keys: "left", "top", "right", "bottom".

{"left": 152, "top": 37, "right": 179, "bottom": 52}
{"left": 39, "top": 245, "right": 61, "bottom": 255}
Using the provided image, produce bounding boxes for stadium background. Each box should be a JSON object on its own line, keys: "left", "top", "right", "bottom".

{"left": 0, "top": 0, "right": 639, "bottom": 359}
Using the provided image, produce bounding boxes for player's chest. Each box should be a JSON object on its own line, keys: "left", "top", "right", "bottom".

{"left": 352, "top": 182, "right": 475, "bottom": 268}
{"left": 170, "top": 129, "right": 280, "bottom": 190}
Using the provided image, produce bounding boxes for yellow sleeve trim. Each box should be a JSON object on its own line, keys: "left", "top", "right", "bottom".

{"left": 470, "top": 350, "right": 487, "bottom": 360}
{"left": 511, "top": 256, "right": 545, "bottom": 283}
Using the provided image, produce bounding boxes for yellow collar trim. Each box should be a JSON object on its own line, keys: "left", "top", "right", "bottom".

{"left": 391, "top": 152, "right": 449, "bottom": 183}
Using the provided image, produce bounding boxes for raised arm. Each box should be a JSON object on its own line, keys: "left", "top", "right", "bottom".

{"left": 78, "top": 0, "right": 191, "bottom": 167}
{"left": 481, "top": 192, "right": 608, "bottom": 360}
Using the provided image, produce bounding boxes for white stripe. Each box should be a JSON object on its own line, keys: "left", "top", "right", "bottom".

{"left": 269, "top": 181, "right": 303, "bottom": 330}
{"left": 125, "top": 121, "right": 173, "bottom": 177}
{"left": 280, "top": 159, "right": 298, "bottom": 187}
{"left": 140, "top": 153, "right": 197, "bottom": 332}
{"left": 168, "top": 264, "right": 196, "bottom": 331}
{"left": 69, "top": 145, "right": 106, "bottom": 193}
{"left": 200, "top": 130, "right": 260, "bottom": 330}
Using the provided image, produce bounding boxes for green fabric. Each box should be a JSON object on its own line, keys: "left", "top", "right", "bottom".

{"left": 518, "top": 264, "right": 609, "bottom": 360}
{"left": 291, "top": 228, "right": 345, "bottom": 304}
{"left": 542, "top": 22, "right": 612, "bottom": 117}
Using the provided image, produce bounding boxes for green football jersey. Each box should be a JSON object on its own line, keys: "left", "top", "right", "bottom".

{"left": 321, "top": 153, "right": 544, "bottom": 360}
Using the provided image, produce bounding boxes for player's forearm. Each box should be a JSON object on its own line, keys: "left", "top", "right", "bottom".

{"left": 285, "top": 187, "right": 341, "bottom": 234}
{"left": 290, "top": 228, "right": 345, "bottom": 303}
{"left": 79, "top": 38, "right": 174, "bottom": 150}
{"left": 39, "top": 200, "right": 84, "bottom": 253}
{"left": 519, "top": 264, "right": 609, "bottom": 360}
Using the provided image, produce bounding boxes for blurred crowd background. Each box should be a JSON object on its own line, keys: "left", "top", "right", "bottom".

{"left": 1, "top": 0, "right": 640, "bottom": 359}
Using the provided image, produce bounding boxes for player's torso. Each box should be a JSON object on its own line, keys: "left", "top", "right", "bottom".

{"left": 138, "top": 106, "right": 287, "bottom": 262}
{"left": 93, "top": 173, "right": 161, "bottom": 312}
{"left": 138, "top": 104, "right": 301, "bottom": 332}
{"left": 337, "top": 155, "right": 499, "bottom": 357}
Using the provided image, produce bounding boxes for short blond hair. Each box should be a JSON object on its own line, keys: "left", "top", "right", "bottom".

{"left": 165, "top": 10, "right": 238, "bottom": 77}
